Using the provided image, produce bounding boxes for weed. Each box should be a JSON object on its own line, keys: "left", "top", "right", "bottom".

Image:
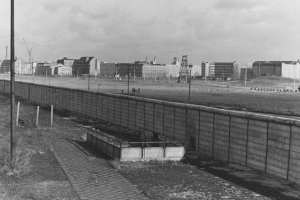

{"left": 0, "top": 144, "right": 35, "bottom": 177}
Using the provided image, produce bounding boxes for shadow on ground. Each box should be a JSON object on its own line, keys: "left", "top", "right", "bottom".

{"left": 182, "top": 152, "right": 300, "bottom": 200}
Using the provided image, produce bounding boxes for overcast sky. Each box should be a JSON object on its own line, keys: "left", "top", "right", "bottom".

{"left": 0, "top": 0, "right": 300, "bottom": 64}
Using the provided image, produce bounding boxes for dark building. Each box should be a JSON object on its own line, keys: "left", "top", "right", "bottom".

{"left": 115, "top": 62, "right": 143, "bottom": 77}
{"left": 0, "top": 60, "right": 11, "bottom": 73}
{"left": 252, "top": 61, "right": 293, "bottom": 77}
{"left": 72, "top": 57, "right": 94, "bottom": 75}
{"left": 100, "top": 62, "right": 116, "bottom": 76}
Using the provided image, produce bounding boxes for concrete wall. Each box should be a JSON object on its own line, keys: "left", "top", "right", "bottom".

{"left": 1, "top": 80, "right": 300, "bottom": 183}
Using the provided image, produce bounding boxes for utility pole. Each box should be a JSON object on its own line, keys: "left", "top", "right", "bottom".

{"left": 244, "top": 67, "right": 247, "bottom": 86}
{"left": 10, "top": 0, "right": 15, "bottom": 162}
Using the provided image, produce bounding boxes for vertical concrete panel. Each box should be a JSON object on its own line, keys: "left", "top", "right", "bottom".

{"left": 154, "top": 104, "right": 163, "bottom": 135}
{"left": 136, "top": 101, "right": 145, "bottom": 129}
{"left": 174, "top": 107, "right": 186, "bottom": 142}
{"left": 74, "top": 90, "right": 80, "bottom": 114}
{"left": 247, "top": 119, "right": 268, "bottom": 171}
{"left": 0, "top": 81, "right": 4, "bottom": 92}
{"left": 145, "top": 102, "right": 154, "bottom": 131}
{"left": 230, "top": 117, "right": 247, "bottom": 164}
{"left": 288, "top": 126, "right": 300, "bottom": 183}
{"left": 128, "top": 99, "right": 136, "bottom": 129}
{"left": 108, "top": 97, "right": 115, "bottom": 123}
{"left": 199, "top": 111, "right": 214, "bottom": 157}
{"left": 114, "top": 98, "right": 122, "bottom": 126}
{"left": 96, "top": 94, "right": 103, "bottom": 120}
{"left": 121, "top": 98, "right": 129, "bottom": 127}
{"left": 266, "top": 123, "right": 290, "bottom": 179}
{"left": 213, "top": 114, "right": 230, "bottom": 161}
{"left": 102, "top": 96, "right": 109, "bottom": 121}
{"left": 78, "top": 91, "right": 84, "bottom": 115}
{"left": 91, "top": 93, "right": 97, "bottom": 118}
{"left": 86, "top": 92, "right": 93, "bottom": 117}
{"left": 186, "top": 109, "right": 199, "bottom": 151}
{"left": 164, "top": 106, "right": 175, "bottom": 139}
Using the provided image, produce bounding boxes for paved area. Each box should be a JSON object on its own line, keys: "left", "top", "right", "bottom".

{"left": 48, "top": 138, "right": 148, "bottom": 200}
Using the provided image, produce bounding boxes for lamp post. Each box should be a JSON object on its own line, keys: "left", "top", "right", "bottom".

{"left": 188, "top": 65, "right": 193, "bottom": 103}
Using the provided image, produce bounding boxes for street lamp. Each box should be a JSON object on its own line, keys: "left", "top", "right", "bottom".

{"left": 188, "top": 65, "right": 193, "bottom": 103}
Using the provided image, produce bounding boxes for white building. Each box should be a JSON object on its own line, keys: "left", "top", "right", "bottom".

{"left": 282, "top": 62, "right": 300, "bottom": 79}
{"left": 191, "top": 65, "right": 202, "bottom": 77}
{"left": 142, "top": 64, "right": 166, "bottom": 78}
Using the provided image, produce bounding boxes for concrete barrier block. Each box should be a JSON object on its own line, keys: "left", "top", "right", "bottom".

{"left": 165, "top": 147, "right": 185, "bottom": 161}
{"left": 121, "top": 148, "right": 142, "bottom": 161}
{"left": 143, "top": 147, "right": 164, "bottom": 160}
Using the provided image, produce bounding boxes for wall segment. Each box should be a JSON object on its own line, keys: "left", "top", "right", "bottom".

{"left": 1, "top": 80, "right": 300, "bottom": 183}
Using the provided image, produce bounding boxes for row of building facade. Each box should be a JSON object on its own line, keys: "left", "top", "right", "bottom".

{"left": 0, "top": 57, "right": 239, "bottom": 79}
{"left": 6, "top": 57, "right": 299, "bottom": 80}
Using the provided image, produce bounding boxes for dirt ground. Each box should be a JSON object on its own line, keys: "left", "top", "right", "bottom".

{"left": 118, "top": 156, "right": 300, "bottom": 200}
{"left": 3, "top": 75, "right": 300, "bottom": 117}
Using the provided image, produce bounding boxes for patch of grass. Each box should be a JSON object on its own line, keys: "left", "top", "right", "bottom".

{"left": 0, "top": 138, "right": 35, "bottom": 177}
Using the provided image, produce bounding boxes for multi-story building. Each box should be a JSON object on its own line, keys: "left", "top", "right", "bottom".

{"left": 35, "top": 62, "right": 56, "bottom": 76}
{"left": 115, "top": 62, "right": 143, "bottom": 77}
{"left": 57, "top": 57, "right": 75, "bottom": 68}
{"left": 201, "top": 62, "right": 210, "bottom": 77}
{"left": 100, "top": 62, "right": 116, "bottom": 77}
{"left": 72, "top": 57, "right": 100, "bottom": 76}
{"left": 206, "top": 62, "right": 237, "bottom": 79}
{"left": 142, "top": 64, "right": 166, "bottom": 78}
{"left": 252, "top": 61, "right": 294, "bottom": 77}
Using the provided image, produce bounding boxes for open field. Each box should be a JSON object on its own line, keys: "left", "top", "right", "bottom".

{"left": 2, "top": 74, "right": 300, "bottom": 117}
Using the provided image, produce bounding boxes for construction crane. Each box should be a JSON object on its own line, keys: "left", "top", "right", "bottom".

{"left": 23, "top": 38, "right": 32, "bottom": 62}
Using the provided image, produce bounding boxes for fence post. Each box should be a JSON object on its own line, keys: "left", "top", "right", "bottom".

{"left": 135, "top": 99, "right": 138, "bottom": 129}
{"left": 245, "top": 118, "right": 250, "bottom": 165}
{"left": 51, "top": 105, "right": 53, "bottom": 126}
{"left": 212, "top": 113, "right": 215, "bottom": 158}
{"left": 114, "top": 97, "right": 116, "bottom": 125}
{"left": 287, "top": 124, "right": 292, "bottom": 180}
{"left": 184, "top": 107, "right": 188, "bottom": 149}
{"left": 127, "top": 98, "right": 130, "bottom": 128}
{"left": 227, "top": 115, "right": 232, "bottom": 163}
{"left": 265, "top": 121, "right": 270, "bottom": 172}
{"left": 173, "top": 105, "right": 176, "bottom": 139}
{"left": 162, "top": 104, "right": 165, "bottom": 137}
{"left": 152, "top": 103, "right": 155, "bottom": 133}
{"left": 36, "top": 106, "right": 40, "bottom": 127}
{"left": 198, "top": 110, "right": 201, "bottom": 152}
{"left": 144, "top": 101, "right": 146, "bottom": 130}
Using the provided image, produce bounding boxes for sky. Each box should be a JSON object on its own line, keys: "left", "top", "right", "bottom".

{"left": 0, "top": 0, "right": 300, "bottom": 65}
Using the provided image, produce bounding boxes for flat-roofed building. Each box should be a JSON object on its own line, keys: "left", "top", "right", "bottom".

{"left": 252, "top": 61, "right": 293, "bottom": 77}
